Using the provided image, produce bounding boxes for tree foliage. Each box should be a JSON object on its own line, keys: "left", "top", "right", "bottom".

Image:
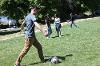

{"left": 0, "top": 0, "right": 100, "bottom": 22}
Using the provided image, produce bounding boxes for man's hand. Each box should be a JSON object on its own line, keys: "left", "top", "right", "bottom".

{"left": 43, "top": 29, "right": 48, "bottom": 37}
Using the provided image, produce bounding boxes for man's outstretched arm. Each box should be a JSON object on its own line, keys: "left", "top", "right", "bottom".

{"left": 34, "top": 22, "right": 48, "bottom": 36}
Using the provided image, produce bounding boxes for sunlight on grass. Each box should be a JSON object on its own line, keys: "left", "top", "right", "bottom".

{"left": 0, "top": 17, "right": 100, "bottom": 66}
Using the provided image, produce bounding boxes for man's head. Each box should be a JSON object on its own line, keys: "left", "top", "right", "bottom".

{"left": 54, "top": 14, "right": 59, "bottom": 18}
{"left": 30, "top": 6, "right": 40, "bottom": 15}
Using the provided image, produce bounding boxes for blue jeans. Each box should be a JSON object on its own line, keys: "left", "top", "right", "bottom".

{"left": 48, "top": 26, "right": 52, "bottom": 37}
{"left": 55, "top": 23, "right": 61, "bottom": 32}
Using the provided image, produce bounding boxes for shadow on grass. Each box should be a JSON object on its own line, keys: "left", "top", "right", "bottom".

{"left": 51, "top": 34, "right": 70, "bottom": 38}
{"left": 0, "top": 30, "right": 20, "bottom": 35}
{"left": 44, "top": 54, "right": 73, "bottom": 61}
{"left": 28, "top": 62, "right": 42, "bottom": 66}
{"left": 23, "top": 54, "right": 73, "bottom": 66}
{"left": 22, "top": 61, "right": 42, "bottom": 66}
{"left": 51, "top": 35, "right": 59, "bottom": 38}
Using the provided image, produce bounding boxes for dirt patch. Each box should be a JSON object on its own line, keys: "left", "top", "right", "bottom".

{"left": 0, "top": 32, "right": 24, "bottom": 41}
{"left": 0, "top": 17, "right": 99, "bottom": 41}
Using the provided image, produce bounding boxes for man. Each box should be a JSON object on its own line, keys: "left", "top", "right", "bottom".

{"left": 15, "top": 6, "right": 48, "bottom": 66}
{"left": 70, "top": 13, "right": 77, "bottom": 28}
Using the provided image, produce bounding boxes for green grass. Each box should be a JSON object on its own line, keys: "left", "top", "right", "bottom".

{"left": 0, "top": 17, "right": 100, "bottom": 66}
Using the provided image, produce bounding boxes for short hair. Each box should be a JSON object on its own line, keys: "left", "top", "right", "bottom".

{"left": 54, "top": 14, "right": 59, "bottom": 17}
{"left": 30, "top": 5, "right": 40, "bottom": 10}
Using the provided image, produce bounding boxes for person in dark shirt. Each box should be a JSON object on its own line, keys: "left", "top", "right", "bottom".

{"left": 70, "top": 13, "right": 77, "bottom": 28}
{"left": 45, "top": 14, "right": 52, "bottom": 38}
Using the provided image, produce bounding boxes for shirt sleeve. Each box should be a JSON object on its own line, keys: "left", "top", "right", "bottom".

{"left": 31, "top": 15, "right": 37, "bottom": 22}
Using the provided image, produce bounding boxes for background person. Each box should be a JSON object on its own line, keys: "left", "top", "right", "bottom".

{"left": 69, "top": 13, "right": 78, "bottom": 28}
{"left": 53, "top": 14, "right": 61, "bottom": 37}
{"left": 44, "top": 14, "right": 52, "bottom": 38}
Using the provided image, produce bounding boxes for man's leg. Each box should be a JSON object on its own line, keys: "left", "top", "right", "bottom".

{"left": 49, "top": 27, "right": 52, "bottom": 35}
{"left": 15, "top": 38, "right": 32, "bottom": 65}
{"left": 48, "top": 27, "right": 52, "bottom": 38}
{"left": 59, "top": 29, "right": 61, "bottom": 37}
{"left": 73, "top": 22, "right": 77, "bottom": 27}
{"left": 70, "top": 21, "right": 73, "bottom": 28}
{"left": 56, "top": 27, "right": 59, "bottom": 37}
{"left": 32, "top": 38, "right": 44, "bottom": 62}
{"left": 58, "top": 24, "right": 61, "bottom": 37}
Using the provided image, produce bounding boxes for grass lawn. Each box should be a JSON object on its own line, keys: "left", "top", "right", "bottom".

{"left": 0, "top": 17, "right": 100, "bottom": 66}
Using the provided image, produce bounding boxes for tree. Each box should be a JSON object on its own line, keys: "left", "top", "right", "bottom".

{"left": 0, "top": 0, "right": 100, "bottom": 23}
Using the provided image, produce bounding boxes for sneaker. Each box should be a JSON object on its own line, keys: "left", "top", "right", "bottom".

{"left": 46, "top": 37, "right": 49, "bottom": 39}
{"left": 14, "top": 64, "right": 20, "bottom": 66}
{"left": 59, "top": 35, "right": 61, "bottom": 37}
